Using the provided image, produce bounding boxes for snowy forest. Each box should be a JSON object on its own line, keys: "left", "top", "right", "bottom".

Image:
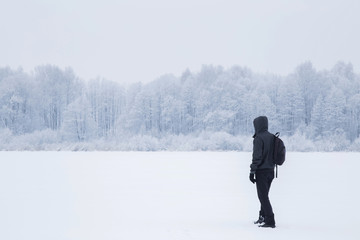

{"left": 1, "top": 62, "right": 360, "bottom": 151}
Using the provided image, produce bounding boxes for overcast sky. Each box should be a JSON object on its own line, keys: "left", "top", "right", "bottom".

{"left": 1, "top": 0, "right": 359, "bottom": 84}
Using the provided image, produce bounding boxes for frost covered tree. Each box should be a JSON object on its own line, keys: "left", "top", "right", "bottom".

{"left": 0, "top": 68, "right": 35, "bottom": 134}
{"left": 62, "top": 95, "right": 96, "bottom": 141}
{"left": 276, "top": 77, "right": 305, "bottom": 135}
{"left": 322, "top": 88, "right": 347, "bottom": 136}
{"left": 348, "top": 94, "right": 360, "bottom": 141}
{"left": 87, "top": 78, "right": 125, "bottom": 137}
{"left": 34, "top": 65, "right": 81, "bottom": 131}
{"left": 311, "top": 95, "right": 325, "bottom": 137}
{"left": 294, "top": 62, "right": 319, "bottom": 126}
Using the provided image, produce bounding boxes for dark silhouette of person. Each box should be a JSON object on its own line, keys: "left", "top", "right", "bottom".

{"left": 250, "top": 116, "right": 276, "bottom": 228}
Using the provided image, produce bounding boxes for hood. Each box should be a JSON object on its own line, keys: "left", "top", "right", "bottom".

{"left": 253, "top": 116, "right": 268, "bottom": 138}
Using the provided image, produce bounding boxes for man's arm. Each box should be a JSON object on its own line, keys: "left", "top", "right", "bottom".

{"left": 250, "top": 137, "right": 263, "bottom": 173}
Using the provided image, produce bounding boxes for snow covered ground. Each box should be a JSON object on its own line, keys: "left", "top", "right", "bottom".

{"left": 0, "top": 152, "right": 359, "bottom": 240}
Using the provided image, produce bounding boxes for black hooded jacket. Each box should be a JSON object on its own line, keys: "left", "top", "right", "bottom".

{"left": 250, "top": 116, "right": 275, "bottom": 173}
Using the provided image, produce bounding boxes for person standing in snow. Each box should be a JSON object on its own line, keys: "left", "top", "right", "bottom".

{"left": 249, "top": 116, "right": 276, "bottom": 228}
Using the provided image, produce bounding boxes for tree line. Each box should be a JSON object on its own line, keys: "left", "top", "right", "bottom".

{"left": 0, "top": 62, "right": 359, "bottom": 150}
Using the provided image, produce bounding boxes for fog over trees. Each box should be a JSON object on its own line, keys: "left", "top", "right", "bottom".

{"left": 1, "top": 62, "right": 359, "bottom": 151}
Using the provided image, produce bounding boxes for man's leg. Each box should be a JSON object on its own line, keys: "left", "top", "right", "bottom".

{"left": 256, "top": 171, "right": 275, "bottom": 226}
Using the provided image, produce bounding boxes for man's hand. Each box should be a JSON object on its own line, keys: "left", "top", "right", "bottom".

{"left": 249, "top": 173, "right": 256, "bottom": 184}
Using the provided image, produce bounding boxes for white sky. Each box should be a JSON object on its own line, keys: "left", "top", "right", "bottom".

{"left": 1, "top": 0, "right": 360, "bottom": 84}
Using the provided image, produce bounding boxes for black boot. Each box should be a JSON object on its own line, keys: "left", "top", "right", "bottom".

{"left": 259, "top": 214, "right": 276, "bottom": 228}
{"left": 259, "top": 223, "right": 276, "bottom": 228}
{"left": 254, "top": 211, "right": 265, "bottom": 224}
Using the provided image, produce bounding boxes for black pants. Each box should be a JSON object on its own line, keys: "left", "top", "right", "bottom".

{"left": 256, "top": 170, "right": 275, "bottom": 223}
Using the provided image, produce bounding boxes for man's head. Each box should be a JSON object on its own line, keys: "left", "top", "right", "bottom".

{"left": 253, "top": 116, "right": 268, "bottom": 137}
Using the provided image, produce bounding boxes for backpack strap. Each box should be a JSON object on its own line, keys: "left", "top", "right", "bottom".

{"left": 274, "top": 132, "right": 279, "bottom": 178}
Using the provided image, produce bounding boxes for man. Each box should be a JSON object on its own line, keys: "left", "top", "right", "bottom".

{"left": 249, "top": 116, "right": 276, "bottom": 228}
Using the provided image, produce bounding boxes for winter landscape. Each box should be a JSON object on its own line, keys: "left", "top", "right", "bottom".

{"left": 0, "top": 151, "right": 359, "bottom": 240}
{"left": 1, "top": 1, "right": 360, "bottom": 240}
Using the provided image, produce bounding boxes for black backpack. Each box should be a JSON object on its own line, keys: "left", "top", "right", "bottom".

{"left": 273, "top": 132, "right": 286, "bottom": 177}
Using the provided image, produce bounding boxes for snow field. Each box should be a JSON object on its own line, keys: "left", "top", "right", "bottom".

{"left": 0, "top": 152, "right": 359, "bottom": 240}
